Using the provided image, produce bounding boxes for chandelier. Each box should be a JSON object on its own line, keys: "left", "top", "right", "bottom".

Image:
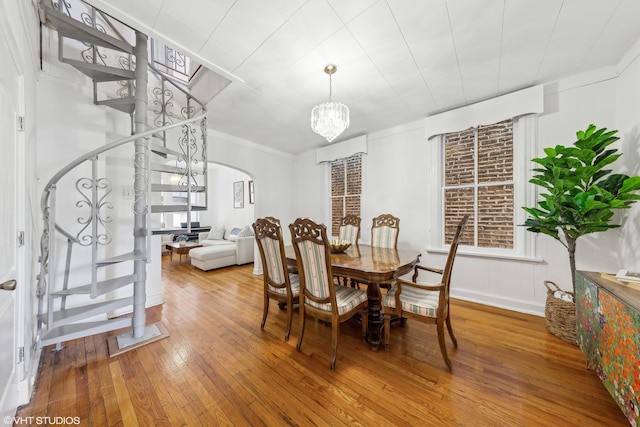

{"left": 311, "top": 64, "right": 350, "bottom": 142}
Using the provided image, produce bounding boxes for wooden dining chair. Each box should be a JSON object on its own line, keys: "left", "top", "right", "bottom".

{"left": 382, "top": 214, "right": 469, "bottom": 372}
{"left": 289, "top": 217, "right": 368, "bottom": 370}
{"left": 371, "top": 214, "right": 400, "bottom": 249}
{"left": 264, "top": 216, "right": 298, "bottom": 275}
{"left": 253, "top": 218, "right": 300, "bottom": 341}
{"left": 336, "top": 215, "right": 361, "bottom": 287}
{"left": 338, "top": 214, "right": 361, "bottom": 244}
{"left": 264, "top": 216, "right": 281, "bottom": 226}
{"left": 370, "top": 214, "right": 400, "bottom": 289}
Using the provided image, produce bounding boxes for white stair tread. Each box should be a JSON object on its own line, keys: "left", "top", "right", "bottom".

{"left": 151, "top": 184, "right": 206, "bottom": 192}
{"left": 38, "top": 297, "right": 133, "bottom": 326}
{"left": 98, "top": 251, "right": 145, "bottom": 266}
{"left": 43, "top": 5, "right": 133, "bottom": 54}
{"left": 50, "top": 274, "right": 137, "bottom": 297}
{"left": 95, "top": 97, "right": 136, "bottom": 114}
{"left": 150, "top": 143, "right": 182, "bottom": 158}
{"left": 62, "top": 59, "right": 135, "bottom": 82}
{"left": 151, "top": 205, "right": 207, "bottom": 213}
{"left": 41, "top": 318, "right": 131, "bottom": 347}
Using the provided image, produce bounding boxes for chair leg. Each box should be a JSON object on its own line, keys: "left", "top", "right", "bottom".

{"left": 384, "top": 312, "right": 391, "bottom": 351}
{"left": 296, "top": 306, "right": 306, "bottom": 352}
{"left": 330, "top": 320, "right": 339, "bottom": 370}
{"left": 446, "top": 312, "right": 457, "bottom": 348}
{"left": 261, "top": 294, "right": 269, "bottom": 330}
{"left": 436, "top": 319, "right": 452, "bottom": 372}
{"left": 284, "top": 298, "right": 293, "bottom": 342}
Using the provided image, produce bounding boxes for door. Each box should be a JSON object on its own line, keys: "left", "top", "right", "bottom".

{"left": 0, "top": 30, "right": 19, "bottom": 424}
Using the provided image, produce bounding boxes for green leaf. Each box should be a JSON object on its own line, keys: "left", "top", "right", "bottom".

{"left": 621, "top": 176, "right": 640, "bottom": 193}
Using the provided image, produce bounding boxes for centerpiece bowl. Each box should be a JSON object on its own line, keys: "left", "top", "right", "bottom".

{"left": 329, "top": 239, "right": 351, "bottom": 253}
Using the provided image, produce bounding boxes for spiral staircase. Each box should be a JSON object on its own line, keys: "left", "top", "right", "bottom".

{"left": 36, "top": 0, "right": 209, "bottom": 353}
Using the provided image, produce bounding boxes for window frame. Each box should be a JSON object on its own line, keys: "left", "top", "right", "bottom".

{"left": 329, "top": 153, "right": 363, "bottom": 237}
{"left": 426, "top": 114, "right": 540, "bottom": 262}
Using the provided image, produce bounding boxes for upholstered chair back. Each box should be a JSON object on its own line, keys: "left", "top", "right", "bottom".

{"left": 371, "top": 214, "right": 400, "bottom": 249}
{"left": 338, "top": 215, "right": 361, "bottom": 244}
{"left": 289, "top": 218, "right": 335, "bottom": 311}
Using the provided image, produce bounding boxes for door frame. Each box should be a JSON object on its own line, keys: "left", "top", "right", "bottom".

{"left": 0, "top": 0, "right": 40, "bottom": 413}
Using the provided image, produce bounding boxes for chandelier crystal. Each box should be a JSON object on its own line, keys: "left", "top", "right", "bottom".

{"left": 311, "top": 64, "right": 350, "bottom": 142}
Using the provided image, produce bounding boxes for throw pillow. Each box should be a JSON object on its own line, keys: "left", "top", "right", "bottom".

{"left": 227, "top": 227, "right": 242, "bottom": 242}
{"left": 207, "top": 225, "right": 225, "bottom": 240}
{"left": 237, "top": 225, "right": 253, "bottom": 238}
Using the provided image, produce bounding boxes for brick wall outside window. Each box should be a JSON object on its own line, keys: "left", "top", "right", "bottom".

{"left": 443, "top": 119, "right": 514, "bottom": 249}
{"left": 331, "top": 153, "right": 362, "bottom": 236}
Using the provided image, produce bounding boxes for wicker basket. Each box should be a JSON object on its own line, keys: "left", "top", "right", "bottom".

{"left": 543, "top": 280, "right": 577, "bottom": 345}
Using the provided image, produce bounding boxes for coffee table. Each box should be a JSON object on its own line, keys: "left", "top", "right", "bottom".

{"left": 165, "top": 242, "right": 202, "bottom": 264}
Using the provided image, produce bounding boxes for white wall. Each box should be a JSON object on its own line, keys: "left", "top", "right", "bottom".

{"left": 292, "top": 150, "right": 325, "bottom": 225}
{"left": 201, "top": 164, "right": 254, "bottom": 230}
{"left": 615, "top": 41, "right": 640, "bottom": 272}
{"left": 204, "top": 129, "right": 296, "bottom": 273}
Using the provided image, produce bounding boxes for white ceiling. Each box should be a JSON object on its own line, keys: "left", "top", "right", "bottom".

{"left": 87, "top": 0, "right": 640, "bottom": 154}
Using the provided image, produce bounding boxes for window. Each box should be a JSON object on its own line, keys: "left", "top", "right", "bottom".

{"left": 171, "top": 212, "right": 199, "bottom": 228}
{"left": 151, "top": 38, "right": 193, "bottom": 82}
{"left": 443, "top": 120, "right": 514, "bottom": 248}
{"left": 330, "top": 153, "right": 362, "bottom": 236}
{"left": 424, "top": 86, "right": 542, "bottom": 260}
{"left": 426, "top": 115, "right": 538, "bottom": 260}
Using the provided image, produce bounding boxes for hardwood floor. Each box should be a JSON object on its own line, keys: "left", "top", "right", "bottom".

{"left": 16, "top": 257, "right": 628, "bottom": 426}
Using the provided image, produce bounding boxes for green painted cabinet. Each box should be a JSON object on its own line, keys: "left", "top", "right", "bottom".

{"left": 576, "top": 271, "right": 640, "bottom": 426}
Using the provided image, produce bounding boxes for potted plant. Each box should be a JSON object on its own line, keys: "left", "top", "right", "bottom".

{"left": 523, "top": 124, "right": 640, "bottom": 292}
{"left": 523, "top": 124, "right": 640, "bottom": 342}
{"left": 176, "top": 235, "right": 189, "bottom": 246}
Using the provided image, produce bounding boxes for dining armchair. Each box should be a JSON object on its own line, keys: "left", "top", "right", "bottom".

{"left": 253, "top": 218, "right": 300, "bottom": 341}
{"left": 371, "top": 214, "right": 400, "bottom": 249}
{"left": 382, "top": 214, "right": 470, "bottom": 372}
{"left": 289, "top": 218, "right": 368, "bottom": 370}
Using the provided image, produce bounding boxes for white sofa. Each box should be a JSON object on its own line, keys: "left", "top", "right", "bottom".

{"left": 190, "top": 226, "right": 254, "bottom": 271}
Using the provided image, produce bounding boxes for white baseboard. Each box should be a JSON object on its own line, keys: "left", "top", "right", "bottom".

{"left": 451, "top": 289, "right": 545, "bottom": 317}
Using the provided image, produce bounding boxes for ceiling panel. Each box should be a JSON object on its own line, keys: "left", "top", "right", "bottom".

{"left": 160, "top": 0, "right": 234, "bottom": 46}
{"left": 86, "top": 0, "right": 640, "bottom": 154}
{"left": 326, "top": 0, "right": 380, "bottom": 23}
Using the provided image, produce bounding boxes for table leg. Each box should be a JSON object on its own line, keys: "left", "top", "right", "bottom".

{"left": 366, "top": 282, "right": 383, "bottom": 351}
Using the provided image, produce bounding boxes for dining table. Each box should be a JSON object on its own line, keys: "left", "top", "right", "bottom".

{"left": 285, "top": 244, "right": 422, "bottom": 350}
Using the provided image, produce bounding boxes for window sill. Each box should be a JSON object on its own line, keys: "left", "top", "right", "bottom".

{"left": 425, "top": 247, "right": 543, "bottom": 263}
